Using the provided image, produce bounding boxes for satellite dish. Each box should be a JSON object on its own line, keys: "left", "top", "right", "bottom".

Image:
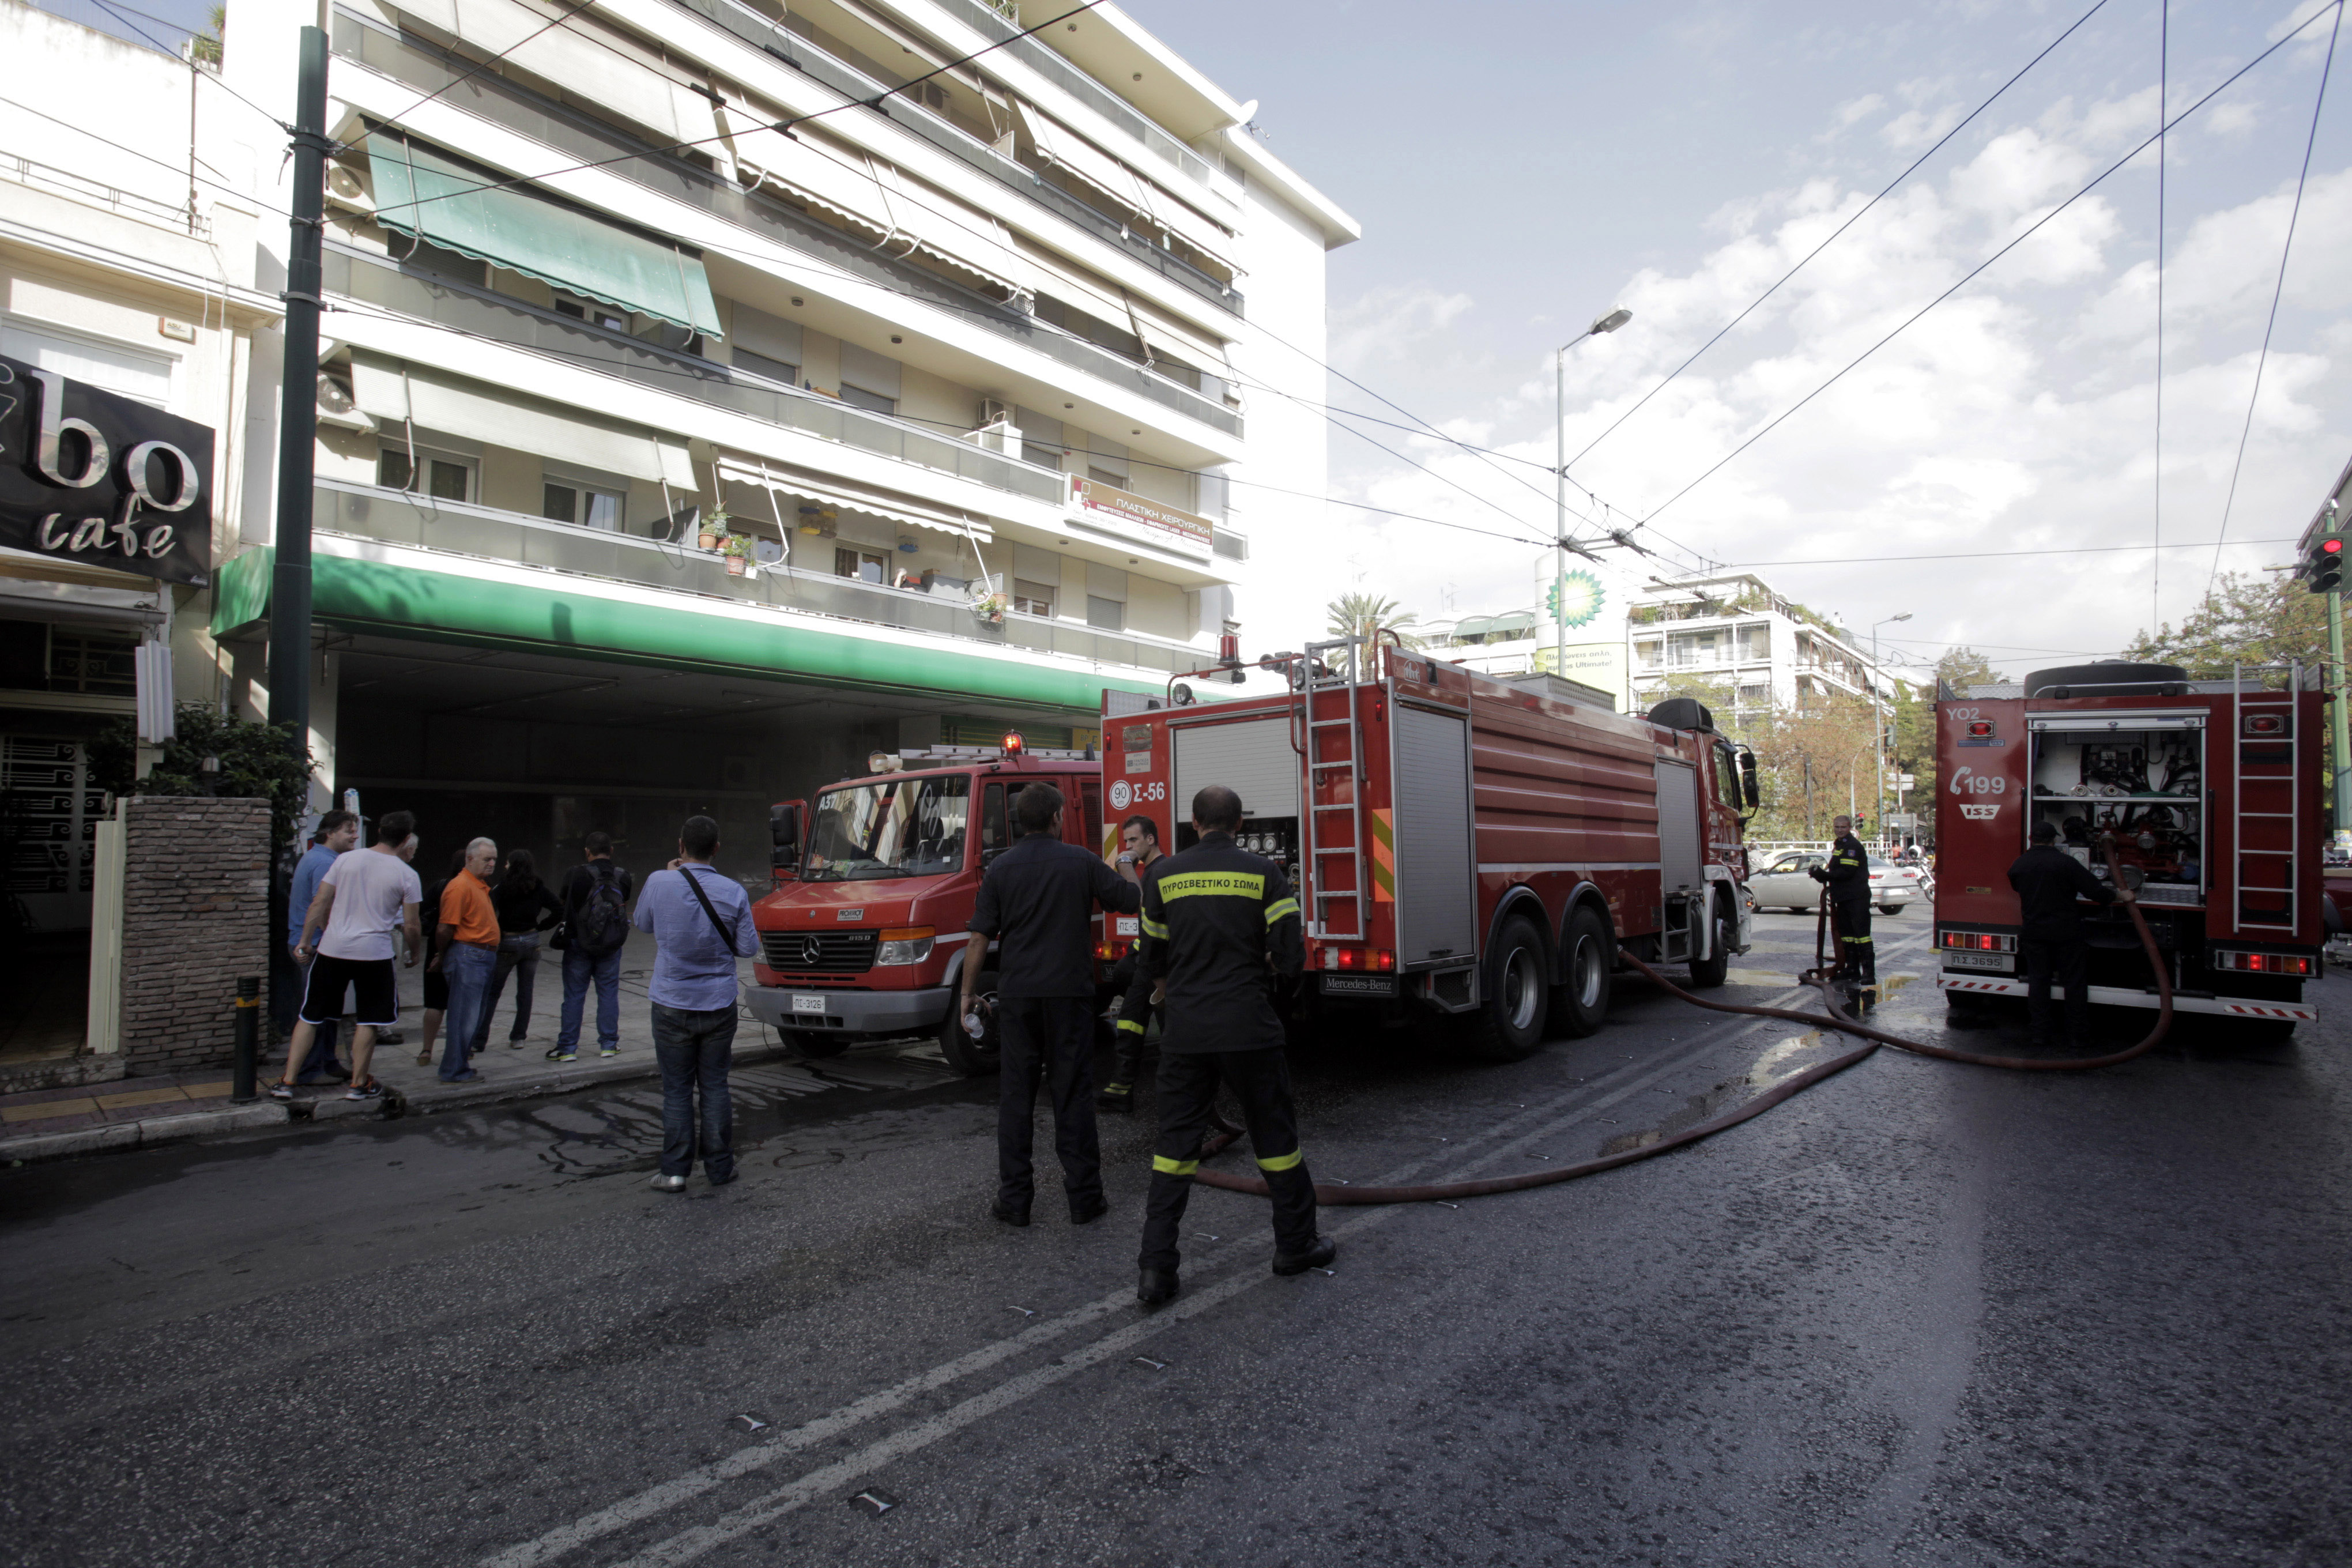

{"left": 1234, "top": 99, "right": 1258, "bottom": 127}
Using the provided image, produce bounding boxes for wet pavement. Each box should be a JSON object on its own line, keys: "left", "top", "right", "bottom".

{"left": 2, "top": 910, "right": 2346, "bottom": 1566}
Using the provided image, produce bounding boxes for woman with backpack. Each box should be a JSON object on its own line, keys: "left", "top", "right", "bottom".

{"left": 551, "top": 831, "right": 636, "bottom": 1062}
{"left": 471, "top": 847, "right": 566, "bottom": 1053}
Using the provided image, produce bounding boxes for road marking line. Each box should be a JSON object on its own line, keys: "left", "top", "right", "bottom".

{"left": 497, "top": 990, "right": 1838, "bottom": 1568}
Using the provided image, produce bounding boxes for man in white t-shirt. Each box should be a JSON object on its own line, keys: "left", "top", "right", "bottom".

{"left": 273, "top": 810, "right": 424, "bottom": 1103}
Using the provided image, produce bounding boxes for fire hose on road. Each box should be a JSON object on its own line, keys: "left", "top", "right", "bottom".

{"left": 1192, "top": 840, "right": 2173, "bottom": 1207}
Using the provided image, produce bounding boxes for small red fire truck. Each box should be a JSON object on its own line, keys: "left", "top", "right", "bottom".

{"left": 1933, "top": 660, "right": 2324, "bottom": 1035}
{"left": 1103, "top": 639, "right": 1760, "bottom": 1058}
{"left": 745, "top": 737, "right": 1109, "bottom": 1075}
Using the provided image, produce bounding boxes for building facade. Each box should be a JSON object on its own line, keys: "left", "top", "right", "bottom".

{"left": 1629, "top": 572, "right": 1898, "bottom": 732}
{"left": 197, "top": 0, "right": 1352, "bottom": 883}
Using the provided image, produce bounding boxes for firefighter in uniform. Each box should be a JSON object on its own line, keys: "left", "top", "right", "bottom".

{"left": 1134, "top": 785, "right": 1332, "bottom": 1306}
{"left": 1810, "top": 815, "right": 1876, "bottom": 1007}
{"left": 2008, "top": 819, "right": 2125, "bottom": 1047}
{"left": 1097, "top": 815, "right": 1166, "bottom": 1115}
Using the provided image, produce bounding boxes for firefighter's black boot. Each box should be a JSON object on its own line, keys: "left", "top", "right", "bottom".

{"left": 1137, "top": 1267, "right": 1179, "bottom": 1306}
{"left": 1272, "top": 1235, "right": 1337, "bottom": 1276}
{"left": 1096, "top": 1080, "right": 1133, "bottom": 1114}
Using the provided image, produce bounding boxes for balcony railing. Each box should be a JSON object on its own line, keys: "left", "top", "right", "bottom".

{"left": 331, "top": 9, "right": 1242, "bottom": 435}
{"left": 315, "top": 480, "right": 1207, "bottom": 676}
{"left": 661, "top": 0, "right": 1242, "bottom": 315}
{"left": 324, "top": 241, "right": 1070, "bottom": 507}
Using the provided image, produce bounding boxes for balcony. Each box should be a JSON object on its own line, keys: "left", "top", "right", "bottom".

{"left": 660, "top": 0, "right": 1243, "bottom": 315}
{"left": 331, "top": 9, "right": 1242, "bottom": 436}
{"left": 313, "top": 479, "right": 1209, "bottom": 676}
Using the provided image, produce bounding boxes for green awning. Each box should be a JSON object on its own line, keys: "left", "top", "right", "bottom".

{"left": 1453, "top": 616, "right": 1495, "bottom": 639}
{"left": 366, "top": 132, "right": 722, "bottom": 337}
{"left": 1488, "top": 611, "right": 1538, "bottom": 636}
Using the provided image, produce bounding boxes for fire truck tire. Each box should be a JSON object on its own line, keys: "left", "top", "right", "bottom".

{"left": 935, "top": 971, "right": 1003, "bottom": 1076}
{"left": 1686, "top": 892, "right": 1732, "bottom": 990}
{"left": 1453, "top": 916, "right": 1550, "bottom": 1062}
{"left": 778, "top": 1027, "right": 850, "bottom": 1059}
{"left": 1550, "top": 906, "right": 1614, "bottom": 1039}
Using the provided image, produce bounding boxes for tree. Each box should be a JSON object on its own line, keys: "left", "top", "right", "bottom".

{"left": 1749, "top": 693, "right": 1879, "bottom": 842}
{"left": 2125, "top": 570, "right": 2325, "bottom": 677}
{"left": 88, "top": 703, "right": 314, "bottom": 862}
{"left": 190, "top": 5, "right": 223, "bottom": 66}
{"left": 1891, "top": 647, "right": 2007, "bottom": 824}
{"left": 1325, "top": 591, "right": 1424, "bottom": 650}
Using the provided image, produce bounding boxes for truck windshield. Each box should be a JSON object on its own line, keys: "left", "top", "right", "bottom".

{"left": 803, "top": 774, "right": 971, "bottom": 881}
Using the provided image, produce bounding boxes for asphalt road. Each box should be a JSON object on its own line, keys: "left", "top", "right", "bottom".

{"left": 3, "top": 911, "right": 2347, "bottom": 1567}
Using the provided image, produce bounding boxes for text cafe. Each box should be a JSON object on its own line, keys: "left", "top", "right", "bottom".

{"left": 0, "top": 352, "right": 214, "bottom": 588}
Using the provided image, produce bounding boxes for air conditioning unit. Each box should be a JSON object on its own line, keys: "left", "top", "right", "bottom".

{"left": 978, "top": 398, "right": 1011, "bottom": 424}
{"left": 324, "top": 163, "right": 374, "bottom": 216}
{"left": 315, "top": 371, "right": 372, "bottom": 432}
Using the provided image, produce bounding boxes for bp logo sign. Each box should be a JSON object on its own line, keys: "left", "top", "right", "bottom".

{"left": 1547, "top": 569, "right": 1606, "bottom": 630}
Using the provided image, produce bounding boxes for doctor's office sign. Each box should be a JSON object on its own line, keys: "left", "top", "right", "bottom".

{"left": 0, "top": 352, "right": 213, "bottom": 587}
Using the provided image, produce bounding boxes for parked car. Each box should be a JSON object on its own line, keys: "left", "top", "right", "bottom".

{"left": 1743, "top": 851, "right": 1925, "bottom": 916}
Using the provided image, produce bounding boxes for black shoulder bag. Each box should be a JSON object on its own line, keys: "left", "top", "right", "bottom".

{"left": 680, "top": 866, "right": 741, "bottom": 948}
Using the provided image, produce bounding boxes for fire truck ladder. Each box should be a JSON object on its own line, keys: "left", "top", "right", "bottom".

{"left": 1300, "top": 636, "right": 1369, "bottom": 939}
{"left": 2232, "top": 659, "right": 2301, "bottom": 934}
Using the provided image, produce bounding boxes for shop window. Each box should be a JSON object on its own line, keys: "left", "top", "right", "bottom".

{"left": 1011, "top": 579, "right": 1056, "bottom": 617}
{"left": 378, "top": 445, "right": 474, "bottom": 503}
{"left": 544, "top": 481, "right": 625, "bottom": 532}
{"left": 834, "top": 546, "right": 889, "bottom": 583}
{"left": 1086, "top": 595, "right": 1124, "bottom": 632}
{"left": 839, "top": 383, "right": 896, "bottom": 417}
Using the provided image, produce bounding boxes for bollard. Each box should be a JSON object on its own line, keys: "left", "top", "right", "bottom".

{"left": 232, "top": 974, "right": 261, "bottom": 1103}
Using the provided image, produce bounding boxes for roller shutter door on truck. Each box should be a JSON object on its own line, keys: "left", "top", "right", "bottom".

{"left": 1171, "top": 717, "right": 1300, "bottom": 823}
{"left": 1394, "top": 706, "right": 1477, "bottom": 966}
{"left": 1655, "top": 760, "right": 1703, "bottom": 894}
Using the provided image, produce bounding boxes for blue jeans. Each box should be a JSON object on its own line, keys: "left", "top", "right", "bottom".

{"left": 438, "top": 942, "right": 497, "bottom": 1080}
{"left": 559, "top": 944, "right": 624, "bottom": 1053}
{"left": 651, "top": 1002, "right": 736, "bottom": 1180}
{"left": 469, "top": 932, "right": 542, "bottom": 1054}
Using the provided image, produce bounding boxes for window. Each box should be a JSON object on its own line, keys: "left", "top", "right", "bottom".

{"left": 544, "top": 481, "right": 624, "bottom": 532}
{"left": 1012, "top": 579, "right": 1056, "bottom": 617}
{"left": 839, "top": 384, "right": 896, "bottom": 417}
{"left": 1022, "top": 440, "right": 1064, "bottom": 470}
{"left": 402, "top": 239, "right": 487, "bottom": 288}
{"left": 732, "top": 347, "right": 798, "bottom": 385}
{"left": 834, "top": 546, "right": 889, "bottom": 583}
{"left": 1079, "top": 779, "right": 1102, "bottom": 851}
{"left": 553, "top": 291, "right": 628, "bottom": 333}
{"left": 1085, "top": 595, "right": 1124, "bottom": 632}
{"left": 1636, "top": 639, "right": 1662, "bottom": 670}
{"left": 1086, "top": 466, "right": 1129, "bottom": 490}
{"left": 980, "top": 781, "right": 1008, "bottom": 861}
{"left": 378, "top": 445, "right": 473, "bottom": 502}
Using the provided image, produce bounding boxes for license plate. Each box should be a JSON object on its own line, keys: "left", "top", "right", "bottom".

{"left": 791, "top": 993, "right": 828, "bottom": 1015}
{"left": 1322, "top": 975, "right": 1397, "bottom": 997}
{"left": 1115, "top": 916, "right": 1139, "bottom": 936}
{"left": 1941, "top": 951, "right": 2010, "bottom": 972}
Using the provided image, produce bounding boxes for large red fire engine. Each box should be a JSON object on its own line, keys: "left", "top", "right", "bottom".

{"left": 1105, "top": 639, "right": 1760, "bottom": 1058}
{"left": 1933, "top": 660, "right": 2324, "bottom": 1034}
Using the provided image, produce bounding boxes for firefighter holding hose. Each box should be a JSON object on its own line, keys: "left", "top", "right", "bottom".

{"left": 1133, "top": 785, "right": 1332, "bottom": 1306}
{"left": 1811, "top": 815, "right": 1875, "bottom": 1008}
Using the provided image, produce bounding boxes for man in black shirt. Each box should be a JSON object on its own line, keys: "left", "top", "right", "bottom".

{"left": 1133, "top": 785, "right": 1326, "bottom": 1306}
{"left": 1810, "top": 815, "right": 1875, "bottom": 1007}
{"left": 963, "top": 782, "right": 1140, "bottom": 1227}
{"left": 552, "top": 832, "right": 636, "bottom": 1062}
{"left": 2009, "top": 819, "right": 2128, "bottom": 1047}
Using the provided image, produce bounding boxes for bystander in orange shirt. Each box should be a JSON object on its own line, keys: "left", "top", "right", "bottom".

{"left": 440, "top": 866, "right": 500, "bottom": 949}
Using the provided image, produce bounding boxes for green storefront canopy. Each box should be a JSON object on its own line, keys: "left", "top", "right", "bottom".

{"left": 366, "top": 131, "right": 722, "bottom": 337}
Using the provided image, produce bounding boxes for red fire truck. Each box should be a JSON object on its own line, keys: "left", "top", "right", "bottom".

{"left": 746, "top": 738, "right": 1110, "bottom": 1075}
{"left": 1933, "top": 660, "right": 2324, "bottom": 1034}
{"left": 1103, "top": 639, "right": 1761, "bottom": 1058}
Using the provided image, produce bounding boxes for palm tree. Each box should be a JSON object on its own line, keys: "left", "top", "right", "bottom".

{"left": 190, "top": 5, "right": 224, "bottom": 66}
{"left": 1325, "top": 591, "right": 1425, "bottom": 649}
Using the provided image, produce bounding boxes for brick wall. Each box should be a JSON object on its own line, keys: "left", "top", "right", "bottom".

{"left": 118, "top": 796, "right": 270, "bottom": 1077}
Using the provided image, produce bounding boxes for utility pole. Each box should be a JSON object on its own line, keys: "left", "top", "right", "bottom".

{"left": 2332, "top": 549, "right": 2350, "bottom": 845}
{"left": 1552, "top": 307, "right": 1630, "bottom": 679}
{"left": 266, "top": 25, "right": 329, "bottom": 767}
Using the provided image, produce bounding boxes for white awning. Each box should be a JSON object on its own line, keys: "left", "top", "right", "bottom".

{"left": 1129, "top": 297, "right": 1231, "bottom": 373}
{"left": 713, "top": 455, "right": 994, "bottom": 545}
{"left": 1014, "top": 100, "right": 1237, "bottom": 276}
{"left": 397, "top": 0, "right": 717, "bottom": 149}
{"left": 350, "top": 353, "right": 692, "bottom": 486}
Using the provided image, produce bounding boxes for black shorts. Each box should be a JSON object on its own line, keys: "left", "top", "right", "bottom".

{"left": 300, "top": 953, "right": 400, "bottom": 1027}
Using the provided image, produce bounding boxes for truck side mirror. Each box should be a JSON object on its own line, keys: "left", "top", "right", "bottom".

{"left": 770, "top": 802, "right": 800, "bottom": 875}
{"left": 1739, "top": 750, "right": 1760, "bottom": 809}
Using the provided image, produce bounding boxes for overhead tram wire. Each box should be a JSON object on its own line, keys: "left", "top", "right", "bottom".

{"left": 2206, "top": 1, "right": 2345, "bottom": 600}
{"left": 1624, "top": 5, "right": 2344, "bottom": 532}
{"left": 85, "top": 0, "right": 294, "bottom": 135}
{"left": 352, "top": 0, "right": 601, "bottom": 149}
{"left": 1562, "top": 0, "right": 2115, "bottom": 477}
{"left": 0, "top": 93, "right": 298, "bottom": 219}
{"left": 2153, "top": 0, "right": 2169, "bottom": 633}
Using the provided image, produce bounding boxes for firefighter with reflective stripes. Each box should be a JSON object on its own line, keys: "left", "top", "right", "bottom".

{"left": 1133, "top": 785, "right": 1331, "bottom": 1306}
{"left": 1809, "top": 814, "right": 1875, "bottom": 1007}
{"left": 1097, "top": 815, "right": 1166, "bottom": 1115}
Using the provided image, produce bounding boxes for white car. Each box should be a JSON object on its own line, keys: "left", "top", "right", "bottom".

{"left": 1743, "top": 851, "right": 1925, "bottom": 916}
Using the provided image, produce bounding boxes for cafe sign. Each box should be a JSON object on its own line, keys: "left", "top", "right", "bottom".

{"left": 0, "top": 352, "right": 213, "bottom": 587}
{"left": 1071, "top": 474, "right": 1213, "bottom": 557}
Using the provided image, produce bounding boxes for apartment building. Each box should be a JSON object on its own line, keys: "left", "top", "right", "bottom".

{"left": 1628, "top": 573, "right": 1897, "bottom": 732}
{"left": 205, "top": 0, "right": 1354, "bottom": 879}
{"left": 0, "top": 0, "right": 280, "bottom": 956}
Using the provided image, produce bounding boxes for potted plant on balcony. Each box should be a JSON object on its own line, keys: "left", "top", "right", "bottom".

{"left": 721, "top": 533, "right": 751, "bottom": 576}
{"left": 698, "top": 503, "right": 730, "bottom": 552}
{"left": 970, "top": 589, "right": 1008, "bottom": 625}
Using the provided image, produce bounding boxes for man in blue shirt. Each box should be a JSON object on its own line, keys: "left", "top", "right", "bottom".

{"left": 284, "top": 809, "right": 359, "bottom": 1083}
{"left": 633, "top": 815, "right": 760, "bottom": 1191}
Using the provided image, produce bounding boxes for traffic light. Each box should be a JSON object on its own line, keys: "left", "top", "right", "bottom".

{"left": 2305, "top": 532, "right": 2344, "bottom": 595}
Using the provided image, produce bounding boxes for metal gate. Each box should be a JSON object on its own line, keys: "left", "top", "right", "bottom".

{"left": 1394, "top": 705, "right": 1476, "bottom": 966}
{"left": 1656, "top": 760, "right": 1702, "bottom": 894}
{"left": 1171, "top": 715, "right": 1300, "bottom": 823}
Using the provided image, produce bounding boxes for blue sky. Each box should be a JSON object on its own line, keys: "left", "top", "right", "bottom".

{"left": 1129, "top": 0, "right": 2352, "bottom": 681}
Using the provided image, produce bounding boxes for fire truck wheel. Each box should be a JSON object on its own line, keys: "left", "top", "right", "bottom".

{"left": 1686, "top": 893, "right": 1732, "bottom": 990}
{"left": 779, "top": 1028, "right": 850, "bottom": 1060}
{"left": 1452, "top": 915, "right": 1549, "bottom": 1062}
{"left": 935, "top": 973, "right": 1004, "bottom": 1076}
{"left": 1550, "top": 906, "right": 1614, "bottom": 1040}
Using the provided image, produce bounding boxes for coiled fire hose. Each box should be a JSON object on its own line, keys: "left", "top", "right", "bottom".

{"left": 1193, "top": 839, "right": 2172, "bottom": 1207}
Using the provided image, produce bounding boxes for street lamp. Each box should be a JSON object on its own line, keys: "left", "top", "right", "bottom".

{"left": 1869, "top": 613, "right": 1912, "bottom": 842}
{"left": 1555, "top": 307, "right": 1632, "bottom": 683}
